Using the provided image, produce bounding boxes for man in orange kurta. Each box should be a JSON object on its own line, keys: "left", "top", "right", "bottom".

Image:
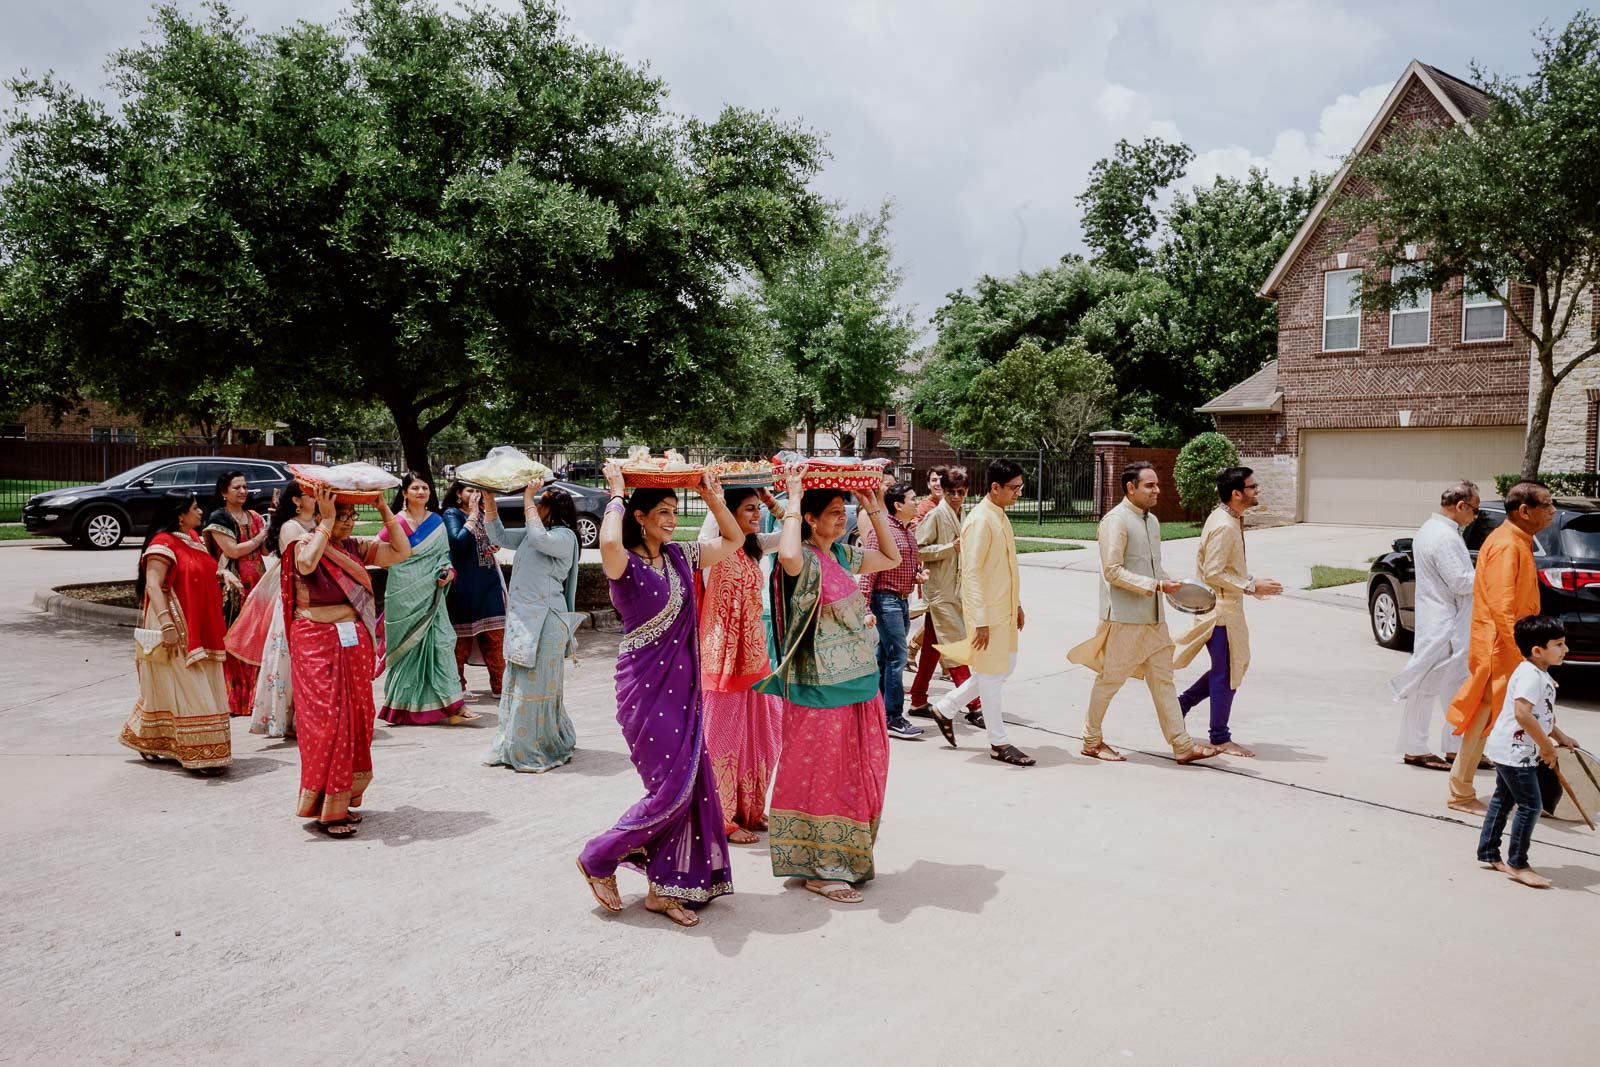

{"left": 1444, "top": 481, "right": 1553, "bottom": 814}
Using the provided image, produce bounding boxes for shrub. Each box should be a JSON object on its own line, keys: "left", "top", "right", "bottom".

{"left": 1493, "top": 472, "right": 1600, "bottom": 498}
{"left": 1173, "top": 432, "right": 1241, "bottom": 513}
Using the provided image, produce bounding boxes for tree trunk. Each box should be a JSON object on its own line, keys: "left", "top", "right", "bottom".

{"left": 804, "top": 417, "right": 816, "bottom": 455}
{"left": 392, "top": 409, "right": 434, "bottom": 478}
{"left": 1521, "top": 353, "right": 1557, "bottom": 482}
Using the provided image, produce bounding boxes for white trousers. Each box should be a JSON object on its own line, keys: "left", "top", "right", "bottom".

{"left": 937, "top": 653, "right": 1017, "bottom": 747}
{"left": 1395, "top": 676, "right": 1462, "bottom": 757}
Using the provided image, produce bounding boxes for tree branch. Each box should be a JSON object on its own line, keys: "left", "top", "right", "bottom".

{"left": 1555, "top": 340, "right": 1600, "bottom": 384}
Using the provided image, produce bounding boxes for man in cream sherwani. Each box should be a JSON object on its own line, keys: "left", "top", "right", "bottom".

{"left": 1068, "top": 462, "right": 1219, "bottom": 763}
{"left": 1172, "top": 467, "right": 1283, "bottom": 757}
{"left": 1387, "top": 481, "right": 1480, "bottom": 770}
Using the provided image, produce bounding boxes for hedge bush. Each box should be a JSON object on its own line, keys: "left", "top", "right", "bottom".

{"left": 1494, "top": 472, "right": 1600, "bottom": 498}
{"left": 1174, "top": 432, "right": 1241, "bottom": 514}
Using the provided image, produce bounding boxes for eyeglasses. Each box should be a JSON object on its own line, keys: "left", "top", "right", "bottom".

{"left": 1003, "top": 481, "right": 1024, "bottom": 492}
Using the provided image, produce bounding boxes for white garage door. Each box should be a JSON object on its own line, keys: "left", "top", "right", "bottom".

{"left": 1303, "top": 427, "right": 1526, "bottom": 526}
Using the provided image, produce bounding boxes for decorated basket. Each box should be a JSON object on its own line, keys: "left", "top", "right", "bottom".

{"left": 781, "top": 463, "right": 887, "bottom": 492}
{"left": 705, "top": 461, "right": 775, "bottom": 489}
{"left": 621, "top": 467, "right": 705, "bottom": 489}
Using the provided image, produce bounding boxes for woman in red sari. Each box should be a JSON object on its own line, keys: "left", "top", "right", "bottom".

{"left": 205, "top": 469, "right": 271, "bottom": 716}
{"left": 286, "top": 485, "right": 411, "bottom": 837}
{"left": 120, "top": 493, "right": 233, "bottom": 774}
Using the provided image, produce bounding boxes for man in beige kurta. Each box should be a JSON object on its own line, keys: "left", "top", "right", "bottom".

{"left": 909, "top": 467, "right": 980, "bottom": 722}
{"left": 1068, "top": 462, "right": 1219, "bottom": 763}
{"left": 932, "top": 459, "right": 1034, "bottom": 765}
{"left": 1173, "top": 467, "right": 1283, "bottom": 757}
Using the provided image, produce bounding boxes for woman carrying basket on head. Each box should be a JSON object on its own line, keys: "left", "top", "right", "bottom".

{"left": 576, "top": 460, "right": 746, "bottom": 928}
{"left": 755, "top": 470, "right": 901, "bottom": 905}
{"left": 378, "top": 472, "right": 468, "bottom": 726}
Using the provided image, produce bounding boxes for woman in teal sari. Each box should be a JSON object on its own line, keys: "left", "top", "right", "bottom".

{"left": 481, "top": 483, "right": 582, "bottom": 771}
{"left": 378, "top": 472, "right": 468, "bottom": 725}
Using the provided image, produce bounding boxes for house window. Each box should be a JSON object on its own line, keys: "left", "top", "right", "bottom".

{"left": 886, "top": 412, "right": 898, "bottom": 429}
{"left": 1388, "top": 264, "right": 1430, "bottom": 347}
{"left": 114, "top": 428, "right": 136, "bottom": 443}
{"left": 90, "top": 426, "right": 111, "bottom": 442}
{"left": 1463, "top": 278, "right": 1508, "bottom": 342}
{"left": 1322, "top": 269, "right": 1361, "bottom": 351}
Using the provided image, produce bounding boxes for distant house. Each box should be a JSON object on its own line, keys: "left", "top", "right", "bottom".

{"left": 1201, "top": 60, "right": 1599, "bottom": 526}
{"left": 781, "top": 407, "right": 950, "bottom": 464}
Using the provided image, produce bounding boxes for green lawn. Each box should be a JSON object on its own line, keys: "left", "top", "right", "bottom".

{"left": 1014, "top": 539, "right": 1086, "bottom": 554}
{"left": 1308, "top": 564, "right": 1367, "bottom": 590}
{"left": 0, "top": 524, "right": 48, "bottom": 541}
{"left": 1010, "top": 519, "right": 1201, "bottom": 541}
{"left": 0, "top": 479, "right": 76, "bottom": 523}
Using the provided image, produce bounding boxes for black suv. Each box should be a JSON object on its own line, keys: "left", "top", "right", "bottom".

{"left": 23, "top": 457, "right": 292, "bottom": 549}
{"left": 1368, "top": 498, "right": 1600, "bottom": 664}
{"left": 489, "top": 479, "right": 609, "bottom": 548}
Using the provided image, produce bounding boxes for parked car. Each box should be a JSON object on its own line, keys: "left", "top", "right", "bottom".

{"left": 23, "top": 457, "right": 292, "bottom": 550}
{"left": 1368, "top": 498, "right": 1600, "bottom": 665}
{"left": 490, "top": 479, "right": 608, "bottom": 549}
{"left": 557, "top": 459, "right": 603, "bottom": 482}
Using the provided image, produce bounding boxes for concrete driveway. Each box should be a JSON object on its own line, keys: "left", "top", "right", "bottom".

{"left": 2, "top": 530, "right": 1598, "bottom": 1065}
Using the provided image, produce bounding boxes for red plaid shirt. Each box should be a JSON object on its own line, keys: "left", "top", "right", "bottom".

{"left": 859, "top": 515, "right": 920, "bottom": 597}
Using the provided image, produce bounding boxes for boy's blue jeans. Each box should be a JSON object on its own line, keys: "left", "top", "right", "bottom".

{"left": 1477, "top": 763, "right": 1543, "bottom": 870}
{"left": 872, "top": 591, "right": 910, "bottom": 718}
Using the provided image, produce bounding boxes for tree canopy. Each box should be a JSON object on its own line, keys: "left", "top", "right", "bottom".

{"left": 947, "top": 339, "right": 1114, "bottom": 453}
{"left": 1334, "top": 13, "right": 1600, "bottom": 478}
{"left": 0, "top": 0, "right": 828, "bottom": 469}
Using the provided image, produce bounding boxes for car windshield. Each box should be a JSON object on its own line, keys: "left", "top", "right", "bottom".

{"left": 1463, "top": 508, "right": 1506, "bottom": 551}
{"left": 1558, "top": 515, "right": 1600, "bottom": 561}
{"left": 105, "top": 459, "right": 170, "bottom": 487}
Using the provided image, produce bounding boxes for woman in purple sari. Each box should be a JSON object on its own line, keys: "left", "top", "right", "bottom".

{"left": 577, "top": 460, "right": 745, "bottom": 928}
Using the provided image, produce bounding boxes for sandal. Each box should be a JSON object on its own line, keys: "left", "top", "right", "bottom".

{"left": 1174, "top": 743, "right": 1221, "bottom": 764}
{"left": 727, "top": 826, "right": 760, "bottom": 844}
{"left": 990, "top": 744, "right": 1036, "bottom": 766}
{"left": 318, "top": 820, "right": 357, "bottom": 837}
{"left": 928, "top": 705, "right": 958, "bottom": 748}
{"left": 576, "top": 857, "right": 623, "bottom": 913}
{"left": 644, "top": 895, "right": 700, "bottom": 927}
{"left": 965, "top": 709, "right": 985, "bottom": 729}
{"left": 804, "top": 880, "right": 864, "bottom": 904}
{"left": 446, "top": 709, "right": 482, "bottom": 725}
{"left": 1404, "top": 753, "right": 1453, "bottom": 771}
{"left": 1082, "top": 742, "right": 1126, "bottom": 762}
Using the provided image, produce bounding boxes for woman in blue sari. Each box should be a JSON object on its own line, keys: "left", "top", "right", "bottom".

{"left": 481, "top": 484, "right": 581, "bottom": 772}
{"left": 378, "top": 472, "right": 468, "bottom": 725}
{"left": 576, "top": 461, "right": 745, "bottom": 928}
{"left": 441, "top": 482, "right": 508, "bottom": 698}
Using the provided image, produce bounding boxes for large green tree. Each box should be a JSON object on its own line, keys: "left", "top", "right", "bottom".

{"left": 1334, "top": 13, "right": 1600, "bottom": 478}
{"left": 759, "top": 201, "right": 915, "bottom": 451}
{"left": 1075, "top": 137, "right": 1194, "bottom": 273}
{"left": 0, "top": 0, "right": 826, "bottom": 469}
{"left": 947, "top": 339, "right": 1115, "bottom": 452}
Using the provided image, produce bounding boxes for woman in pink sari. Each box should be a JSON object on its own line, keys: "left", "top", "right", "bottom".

{"left": 698, "top": 487, "right": 786, "bottom": 843}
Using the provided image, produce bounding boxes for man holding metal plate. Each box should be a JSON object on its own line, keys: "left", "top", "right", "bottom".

{"left": 1172, "top": 467, "right": 1284, "bottom": 757}
{"left": 1068, "top": 462, "right": 1221, "bottom": 763}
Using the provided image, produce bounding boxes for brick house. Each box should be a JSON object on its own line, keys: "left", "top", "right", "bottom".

{"left": 1202, "top": 60, "right": 1597, "bottom": 526}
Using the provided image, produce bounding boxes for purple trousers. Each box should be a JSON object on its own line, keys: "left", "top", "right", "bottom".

{"left": 1179, "top": 625, "right": 1235, "bottom": 745}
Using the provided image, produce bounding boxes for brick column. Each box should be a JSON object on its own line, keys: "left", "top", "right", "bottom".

{"left": 1586, "top": 389, "right": 1600, "bottom": 473}
{"left": 1090, "top": 430, "right": 1134, "bottom": 519}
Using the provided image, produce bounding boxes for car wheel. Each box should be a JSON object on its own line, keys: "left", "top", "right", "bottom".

{"left": 78, "top": 509, "right": 127, "bottom": 550}
{"left": 1369, "top": 580, "right": 1410, "bottom": 650}
{"left": 577, "top": 515, "right": 600, "bottom": 549}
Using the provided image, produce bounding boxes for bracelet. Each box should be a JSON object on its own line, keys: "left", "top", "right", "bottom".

{"left": 605, "top": 500, "right": 626, "bottom": 516}
{"left": 782, "top": 513, "right": 801, "bottom": 522}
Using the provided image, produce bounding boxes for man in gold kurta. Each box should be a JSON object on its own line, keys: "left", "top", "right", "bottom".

{"left": 1173, "top": 467, "right": 1283, "bottom": 757}
{"left": 1444, "top": 480, "right": 1551, "bottom": 814}
{"left": 932, "top": 459, "right": 1035, "bottom": 765}
{"left": 1068, "top": 462, "right": 1219, "bottom": 763}
{"left": 909, "top": 466, "right": 981, "bottom": 724}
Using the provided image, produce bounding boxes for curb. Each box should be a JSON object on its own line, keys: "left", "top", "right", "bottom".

{"left": 33, "top": 589, "right": 141, "bottom": 628}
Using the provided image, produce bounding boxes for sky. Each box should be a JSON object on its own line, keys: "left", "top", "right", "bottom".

{"left": 1, "top": 0, "right": 1581, "bottom": 324}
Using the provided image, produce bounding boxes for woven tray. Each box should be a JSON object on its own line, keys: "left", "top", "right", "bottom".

{"left": 293, "top": 479, "right": 384, "bottom": 505}
{"left": 706, "top": 464, "right": 775, "bottom": 489}
{"left": 621, "top": 468, "right": 705, "bottom": 489}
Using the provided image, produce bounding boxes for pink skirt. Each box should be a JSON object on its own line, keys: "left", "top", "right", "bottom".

{"left": 768, "top": 695, "right": 889, "bottom": 884}
{"left": 702, "top": 687, "right": 783, "bottom": 832}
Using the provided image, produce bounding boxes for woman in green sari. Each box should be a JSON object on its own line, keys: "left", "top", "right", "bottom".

{"left": 378, "top": 472, "right": 468, "bottom": 725}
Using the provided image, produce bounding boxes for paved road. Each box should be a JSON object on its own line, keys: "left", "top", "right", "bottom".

{"left": 2, "top": 528, "right": 1598, "bottom": 1065}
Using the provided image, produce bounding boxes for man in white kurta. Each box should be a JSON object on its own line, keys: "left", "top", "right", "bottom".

{"left": 1387, "top": 481, "right": 1480, "bottom": 768}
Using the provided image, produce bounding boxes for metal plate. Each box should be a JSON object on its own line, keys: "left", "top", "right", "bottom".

{"left": 1164, "top": 578, "right": 1216, "bottom": 615}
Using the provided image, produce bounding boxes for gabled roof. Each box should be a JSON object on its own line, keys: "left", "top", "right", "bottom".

{"left": 1197, "top": 361, "right": 1282, "bottom": 415}
{"left": 1258, "top": 60, "right": 1488, "bottom": 299}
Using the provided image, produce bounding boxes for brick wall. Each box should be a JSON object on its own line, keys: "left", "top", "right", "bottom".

{"left": 13, "top": 401, "right": 143, "bottom": 436}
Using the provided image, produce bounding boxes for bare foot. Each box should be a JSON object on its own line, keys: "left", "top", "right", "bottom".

{"left": 1081, "top": 742, "right": 1126, "bottom": 762}
{"left": 1174, "top": 743, "right": 1221, "bottom": 763}
{"left": 1509, "top": 867, "right": 1553, "bottom": 889}
{"left": 728, "top": 826, "right": 760, "bottom": 844}
{"left": 1484, "top": 860, "right": 1514, "bottom": 875}
{"left": 1448, "top": 798, "right": 1488, "bottom": 816}
{"left": 644, "top": 890, "right": 699, "bottom": 926}
{"left": 1215, "top": 741, "right": 1255, "bottom": 757}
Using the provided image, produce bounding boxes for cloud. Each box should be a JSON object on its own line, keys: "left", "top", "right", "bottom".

{"left": 1184, "top": 80, "right": 1395, "bottom": 189}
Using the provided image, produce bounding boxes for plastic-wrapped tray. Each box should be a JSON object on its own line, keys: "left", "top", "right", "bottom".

{"left": 288, "top": 463, "right": 395, "bottom": 505}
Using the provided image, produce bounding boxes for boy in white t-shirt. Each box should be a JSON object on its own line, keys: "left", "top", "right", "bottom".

{"left": 1477, "top": 615, "right": 1582, "bottom": 889}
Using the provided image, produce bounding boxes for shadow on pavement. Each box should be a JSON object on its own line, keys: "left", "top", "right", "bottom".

{"left": 1240, "top": 742, "right": 1329, "bottom": 763}
{"left": 1535, "top": 864, "right": 1600, "bottom": 893}
{"left": 304, "top": 804, "right": 497, "bottom": 846}
{"left": 124, "top": 755, "right": 291, "bottom": 781}
{"left": 556, "top": 747, "right": 635, "bottom": 778}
